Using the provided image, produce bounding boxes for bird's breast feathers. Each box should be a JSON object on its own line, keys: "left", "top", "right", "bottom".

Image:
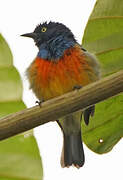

{"left": 27, "top": 45, "right": 100, "bottom": 100}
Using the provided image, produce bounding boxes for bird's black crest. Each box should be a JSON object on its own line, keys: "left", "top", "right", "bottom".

{"left": 34, "top": 21, "right": 75, "bottom": 38}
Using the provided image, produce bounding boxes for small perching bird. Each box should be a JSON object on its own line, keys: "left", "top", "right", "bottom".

{"left": 21, "top": 21, "right": 100, "bottom": 168}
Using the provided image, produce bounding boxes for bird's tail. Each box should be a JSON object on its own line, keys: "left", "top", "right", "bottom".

{"left": 61, "top": 131, "right": 85, "bottom": 168}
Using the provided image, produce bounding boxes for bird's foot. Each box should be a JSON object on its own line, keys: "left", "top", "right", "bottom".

{"left": 73, "top": 85, "right": 82, "bottom": 90}
{"left": 35, "top": 99, "right": 44, "bottom": 107}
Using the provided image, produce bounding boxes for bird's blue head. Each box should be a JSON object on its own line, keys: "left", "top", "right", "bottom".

{"left": 21, "top": 21, "right": 77, "bottom": 60}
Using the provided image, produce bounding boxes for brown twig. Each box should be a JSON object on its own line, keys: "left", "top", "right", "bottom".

{"left": 0, "top": 70, "right": 123, "bottom": 140}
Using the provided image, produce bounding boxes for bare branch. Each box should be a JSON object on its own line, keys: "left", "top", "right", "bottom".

{"left": 0, "top": 70, "right": 123, "bottom": 140}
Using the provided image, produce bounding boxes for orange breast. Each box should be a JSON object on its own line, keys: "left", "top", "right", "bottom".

{"left": 27, "top": 46, "right": 94, "bottom": 100}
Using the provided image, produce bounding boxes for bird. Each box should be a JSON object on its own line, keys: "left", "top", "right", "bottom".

{"left": 21, "top": 21, "right": 100, "bottom": 168}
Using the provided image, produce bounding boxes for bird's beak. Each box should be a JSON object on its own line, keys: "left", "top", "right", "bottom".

{"left": 21, "top": 32, "right": 37, "bottom": 39}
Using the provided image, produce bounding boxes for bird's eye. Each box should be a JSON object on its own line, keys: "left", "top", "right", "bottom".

{"left": 41, "top": 27, "right": 47, "bottom": 32}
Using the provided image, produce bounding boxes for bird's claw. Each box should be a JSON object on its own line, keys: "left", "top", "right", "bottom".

{"left": 35, "top": 99, "right": 44, "bottom": 107}
{"left": 73, "top": 85, "right": 82, "bottom": 90}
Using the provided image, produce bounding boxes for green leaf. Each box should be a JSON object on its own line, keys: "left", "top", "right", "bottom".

{"left": 0, "top": 34, "right": 43, "bottom": 179}
{"left": 82, "top": 0, "right": 123, "bottom": 76}
{"left": 0, "top": 34, "right": 13, "bottom": 67}
{"left": 82, "top": 0, "right": 123, "bottom": 154}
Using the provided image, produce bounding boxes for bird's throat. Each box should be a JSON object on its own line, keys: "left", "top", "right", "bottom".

{"left": 37, "top": 35, "right": 75, "bottom": 60}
